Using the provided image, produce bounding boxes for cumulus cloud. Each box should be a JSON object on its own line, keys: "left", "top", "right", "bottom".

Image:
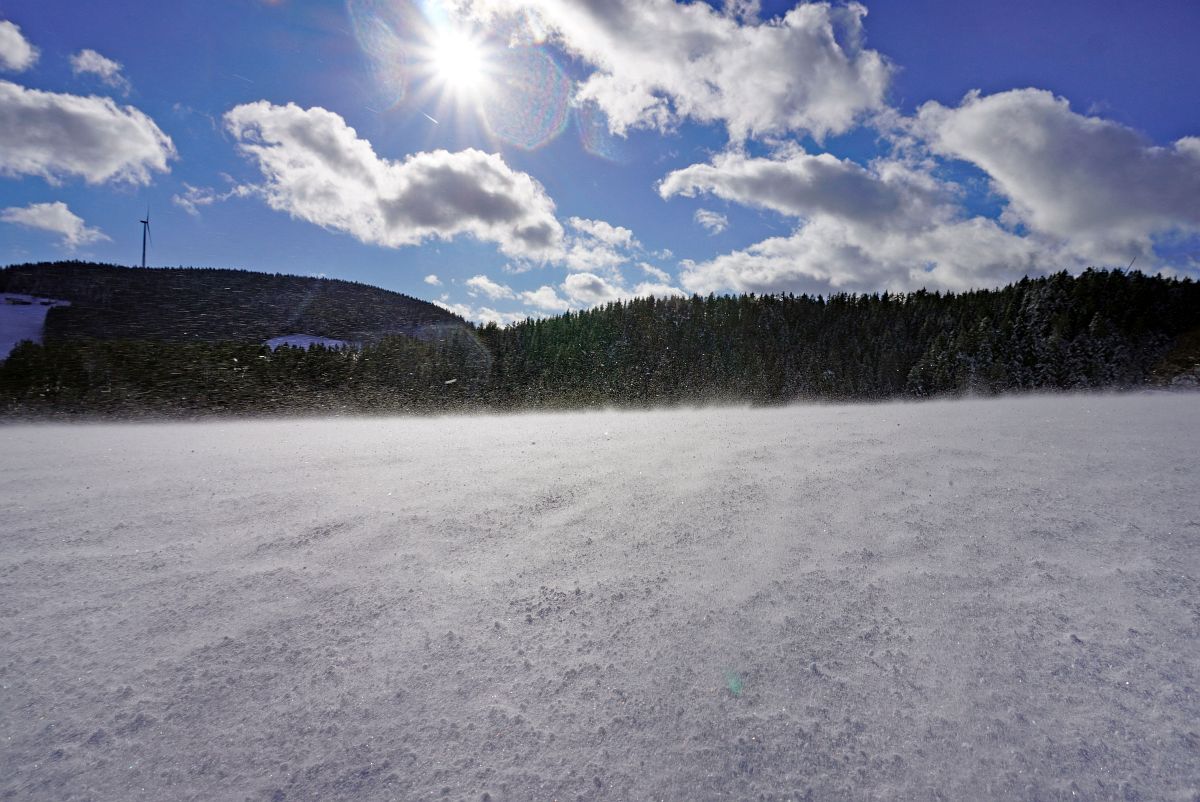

{"left": 225, "top": 101, "right": 564, "bottom": 260}
{"left": 557, "top": 217, "right": 631, "bottom": 273}
{"left": 665, "top": 148, "right": 1076, "bottom": 296}
{"left": 567, "top": 216, "right": 636, "bottom": 249}
{"left": 693, "top": 208, "right": 728, "bottom": 234}
{"left": 917, "top": 88, "right": 1200, "bottom": 262}
{"left": 560, "top": 271, "right": 685, "bottom": 307}
{"left": 1, "top": 201, "right": 110, "bottom": 248}
{"left": 172, "top": 184, "right": 216, "bottom": 216}
{"left": 465, "top": 273, "right": 516, "bottom": 300}
{"left": 661, "top": 147, "right": 943, "bottom": 226}
{"left": 678, "top": 214, "right": 1063, "bottom": 297}
{"left": 638, "top": 262, "right": 671, "bottom": 282}
{"left": 555, "top": 215, "right": 655, "bottom": 276}
{"left": 434, "top": 299, "right": 528, "bottom": 326}
{"left": 0, "top": 80, "right": 175, "bottom": 184}
{"left": 0, "top": 20, "right": 38, "bottom": 72}
{"left": 424, "top": 274, "right": 442, "bottom": 286}
{"left": 662, "top": 91, "right": 1200, "bottom": 296}
{"left": 631, "top": 281, "right": 686, "bottom": 299}
{"left": 476, "top": 307, "right": 529, "bottom": 325}
{"left": 449, "top": 0, "right": 889, "bottom": 141}
{"left": 172, "top": 182, "right": 253, "bottom": 216}
{"left": 520, "top": 284, "right": 570, "bottom": 312}
{"left": 561, "top": 271, "right": 624, "bottom": 306}
{"left": 446, "top": 265, "right": 682, "bottom": 323}
{"left": 70, "top": 49, "right": 132, "bottom": 94}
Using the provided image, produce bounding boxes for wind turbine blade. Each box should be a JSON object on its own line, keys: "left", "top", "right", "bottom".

{"left": 146, "top": 224, "right": 153, "bottom": 248}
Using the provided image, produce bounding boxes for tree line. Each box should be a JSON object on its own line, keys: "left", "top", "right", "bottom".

{"left": 2, "top": 269, "right": 1197, "bottom": 416}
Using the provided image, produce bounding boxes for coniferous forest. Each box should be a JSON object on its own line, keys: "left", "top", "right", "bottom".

{"left": 1, "top": 264, "right": 1198, "bottom": 416}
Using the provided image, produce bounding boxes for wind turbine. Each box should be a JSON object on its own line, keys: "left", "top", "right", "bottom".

{"left": 139, "top": 209, "right": 152, "bottom": 267}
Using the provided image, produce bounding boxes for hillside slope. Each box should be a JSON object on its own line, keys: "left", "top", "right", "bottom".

{"left": 0, "top": 262, "right": 466, "bottom": 344}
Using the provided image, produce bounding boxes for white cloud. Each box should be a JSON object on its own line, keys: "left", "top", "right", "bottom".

{"left": 917, "top": 88, "right": 1200, "bottom": 263}
{"left": 475, "top": 306, "right": 530, "bottom": 325}
{"left": 631, "top": 281, "right": 685, "bottom": 299}
{"left": 424, "top": 274, "right": 442, "bottom": 286}
{"left": 693, "top": 208, "right": 728, "bottom": 234}
{"left": 434, "top": 299, "right": 528, "bottom": 325}
{"left": 1, "top": 201, "right": 110, "bottom": 248}
{"left": 520, "top": 284, "right": 570, "bottom": 312}
{"left": 567, "top": 216, "right": 636, "bottom": 248}
{"left": 563, "top": 239, "right": 625, "bottom": 273}
{"left": 225, "top": 100, "right": 564, "bottom": 260}
{"left": 172, "top": 182, "right": 252, "bottom": 216}
{"left": 0, "top": 80, "right": 174, "bottom": 185}
{"left": 465, "top": 273, "right": 516, "bottom": 299}
{"left": 1177, "top": 136, "right": 1200, "bottom": 161}
{"left": 450, "top": 0, "right": 889, "bottom": 141}
{"left": 70, "top": 49, "right": 131, "bottom": 94}
{"left": 433, "top": 300, "right": 475, "bottom": 319}
{"left": 451, "top": 267, "right": 682, "bottom": 321}
{"left": 172, "top": 184, "right": 217, "bottom": 216}
{"left": 445, "top": 275, "right": 686, "bottom": 323}
{"left": 499, "top": 215, "right": 650, "bottom": 276}
{"left": 559, "top": 271, "right": 684, "bottom": 308}
{"left": 659, "top": 91, "right": 1200, "bottom": 296}
{"left": 638, "top": 262, "right": 671, "bottom": 282}
{"left": 561, "top": 271, "right": 624, "bottom": 306}
{"left": 661, "top": 147, "right": 943, "bottom": 226}
{"left": 664, "top": 148, "right": 1077, "bottom": 296}
{"left": 0, "top": 20, "right": 38, "bottom": 72}
{"left": 678, "top": 214, "right": 1068, "bottom": 297}
{"left": 561, "top": 215, "right": 643, "bottom": 273}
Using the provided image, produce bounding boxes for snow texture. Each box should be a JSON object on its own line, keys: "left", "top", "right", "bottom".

{"left": 264, "top": 334, "right": 357, "bottom": 351}
{"left": 0, "top": 293, "right": 70, "bottom": 360}
{"left": 1, "top": 393, "right": 1198, "bottom": 800}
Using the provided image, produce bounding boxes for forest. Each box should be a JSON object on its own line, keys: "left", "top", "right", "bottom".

{"left": 1, "top": 268, "right": 1197, "bottom": 416}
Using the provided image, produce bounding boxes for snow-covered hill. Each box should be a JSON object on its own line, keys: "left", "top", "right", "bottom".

{"left": 1, "top": 393, "right": 1197, "bottom": 800}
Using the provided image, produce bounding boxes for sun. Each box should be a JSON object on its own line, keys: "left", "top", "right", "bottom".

{"left": 427, "top": 27, "right": 490, "bottom": 94}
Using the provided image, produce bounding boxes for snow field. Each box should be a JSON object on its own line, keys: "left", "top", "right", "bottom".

{"left": 1, "top": 392, "right": 1198, "bottom": 800}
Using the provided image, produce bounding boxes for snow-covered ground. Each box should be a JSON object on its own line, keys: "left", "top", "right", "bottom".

{"left": 1, "top": 393, "right": 1197, "bottom": 801}
{"left": 0, "top": 293, "right": 70, "bottom": 359}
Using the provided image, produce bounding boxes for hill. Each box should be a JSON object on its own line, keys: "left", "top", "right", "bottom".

{"left": 0, "top": 262, "right": 466, "bottom": 344}
{"left": 1, "top": 266, "right": 1197, "bottom": 416}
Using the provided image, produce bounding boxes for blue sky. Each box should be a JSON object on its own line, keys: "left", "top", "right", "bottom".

{"left": 1, "top": 0, "right": 1197, "bottom": 323}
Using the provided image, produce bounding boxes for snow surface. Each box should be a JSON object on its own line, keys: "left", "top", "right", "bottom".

{"left": 265, "top": 334, "right": 356, "bottom": 351}
{"left": 0, "top": 293, "right": 70, "bottom": 360}
{"left": 1, "top": 393, "right": 1198, "bottom": 800}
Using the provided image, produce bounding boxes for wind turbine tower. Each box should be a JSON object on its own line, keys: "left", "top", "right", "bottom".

{"left": 139, "top": 210, "right": 152, "bottom": 268}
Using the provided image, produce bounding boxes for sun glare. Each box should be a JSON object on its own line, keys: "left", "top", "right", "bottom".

{"left": 429, "top": 27, "right": 489, "bottom": 94}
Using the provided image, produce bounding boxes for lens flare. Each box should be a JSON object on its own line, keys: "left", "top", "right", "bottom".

{"left": 346, "top": 0, "right": 423, "bottom": 108}
{"left": 481, "top": 47, "right": 570, "bottom": 150}
{"left": 347, "top": 0, "right": 570, "bottom": 140}
{"left": 575, "top": 100, "right": 627, "bottom": 162}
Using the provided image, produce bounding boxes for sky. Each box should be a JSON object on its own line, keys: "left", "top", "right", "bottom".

{"left": 0, "top": 0, "right": 1198, "bottom": 324}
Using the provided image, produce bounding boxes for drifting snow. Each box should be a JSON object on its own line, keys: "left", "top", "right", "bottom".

{"left": 0, "top": 293, "right": 70, "bottom": 359}
{"left": 1, "top": 393, "right": 1198, "bottom": 800}
{"left": 264, "top": 334, "right": 356, "bottom": 351}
